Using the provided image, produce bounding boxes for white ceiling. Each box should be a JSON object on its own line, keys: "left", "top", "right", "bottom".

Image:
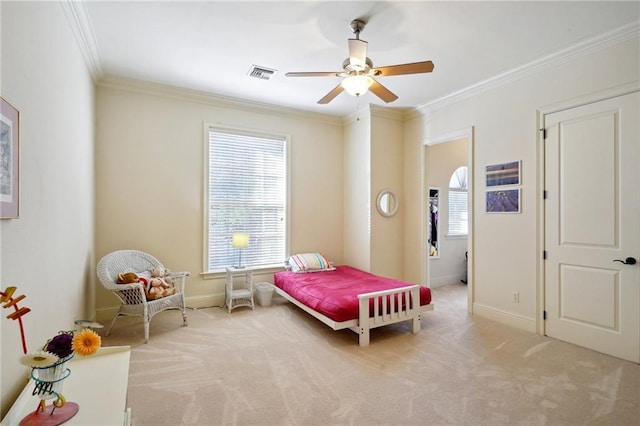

{"left": 82, "top": 1, "right": 640, "bottom": 117}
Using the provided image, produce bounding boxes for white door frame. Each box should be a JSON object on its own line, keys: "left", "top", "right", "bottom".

{"left": 424, "top": 126, "right": 475, "bottom": 312}
{"left": 535, "top": 80, "right": 640, "bottom": 336}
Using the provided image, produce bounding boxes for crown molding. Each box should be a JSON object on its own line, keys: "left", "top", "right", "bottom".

{"left": 59, "top": 0, "right": 103, "bottom": 82}
{"left": 63, "top": 1, "right": 637, "bottom": 124}
{"left": 410, "top": 20, "right": 640, "bottom": 117}
{"left": 97, "top": 75, "right": 343, "bottom": 127}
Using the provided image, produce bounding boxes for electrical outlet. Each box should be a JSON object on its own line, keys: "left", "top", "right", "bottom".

{"left": 512, "top": 291, "right": 520, "bottom": 303}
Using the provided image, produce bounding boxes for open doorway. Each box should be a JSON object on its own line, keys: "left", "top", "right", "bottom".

{"left": 424, "top": 128, "right": 474, "bottom": 312}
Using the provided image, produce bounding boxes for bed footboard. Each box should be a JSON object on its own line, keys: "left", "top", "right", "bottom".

{"left": 354, "top": 285, "right": 423, "bottom": 346}
{"left": 274, "top": 283, "right": 432, "bottom": 346}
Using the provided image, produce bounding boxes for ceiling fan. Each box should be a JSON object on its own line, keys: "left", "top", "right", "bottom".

{"left": 286, "top": 19, "right": 434, "bottom": 105}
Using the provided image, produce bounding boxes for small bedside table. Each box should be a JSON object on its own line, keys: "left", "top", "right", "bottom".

{"left": 225, "top": 267, "right": 255, "bottom": 313}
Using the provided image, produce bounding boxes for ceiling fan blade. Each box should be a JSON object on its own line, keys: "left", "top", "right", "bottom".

{"left": 318, "top": 84, "right": 345, "bottom": 104}
{"left": 285, "top": 71, "right": 343, "bottom": 77}
{"left": 369, "top": 79, "right": 398, "bottom": 103}
{"left": 348, "top": 38, "right": 368, "bottom": 69}
{"left": 373, "top": 61, "right": 434, "bottom": 77}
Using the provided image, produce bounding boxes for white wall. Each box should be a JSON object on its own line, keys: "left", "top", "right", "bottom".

{"left": 0, "top": 1, "right": 95, "bottom": 417}
{"left": 94, "top": 78, "right": 344, "bottom": 315}
{"left": 405, "top": 33, "right": 639, "bottom": 330}
{"left": 370, "top": 108, "right": 404, "bottom": 279}
{"left": 343, "top": 106, "right": 406, "bottom": 280}
{"left": 426, "top": 138, "right": 468, "bottom": 287}
{"left": 343, "top": 108, "right": 371, "bottom": 270}
{"left": 402, "top": 115, "right": 428, "bottom": 285}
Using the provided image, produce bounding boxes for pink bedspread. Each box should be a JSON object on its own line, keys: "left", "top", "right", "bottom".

{"left": 273, "top": 265, "right": 432, "bottom": 323}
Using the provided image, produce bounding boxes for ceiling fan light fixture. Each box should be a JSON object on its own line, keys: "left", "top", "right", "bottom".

{"left": 341, "top": 75, "right": 374, "bottom": 97}
{"left": 286, "top": 18, "right": 433, "bottom": 105}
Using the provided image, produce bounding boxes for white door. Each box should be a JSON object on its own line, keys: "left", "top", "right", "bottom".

{"left": 544, "top": 91, "right": 639, "bottom": 363}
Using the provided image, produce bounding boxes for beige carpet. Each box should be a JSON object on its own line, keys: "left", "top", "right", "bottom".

{"left": 100, "top": 284, "right": 639, "bottom": 426}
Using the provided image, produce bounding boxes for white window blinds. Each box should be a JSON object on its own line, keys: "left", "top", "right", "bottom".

{"left": 207, "top": 128, "right": 287, "bottom": 271}
{"left": 448, "top": 166, "right": 468, "bottom": 236}
{"left": 448, "top": 190, "right": 468, "bottom": 236}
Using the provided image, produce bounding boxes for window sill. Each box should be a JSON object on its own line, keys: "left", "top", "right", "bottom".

{"left": 446, "top": 234, "right": 468, "bottom": 239}
{"left": 200, "top": 263, "right": 286, "bottom": 280}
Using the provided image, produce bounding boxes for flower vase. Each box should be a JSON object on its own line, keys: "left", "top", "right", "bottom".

{"left": 32, "top": 355, "right": 73, "bottom": 401}
{"left": 21, "top": 355, "right": 79, "bottom": 426}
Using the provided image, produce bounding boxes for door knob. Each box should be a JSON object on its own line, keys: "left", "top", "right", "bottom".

{"left": 613, "top": 257, "right": 637, "bottom": 265}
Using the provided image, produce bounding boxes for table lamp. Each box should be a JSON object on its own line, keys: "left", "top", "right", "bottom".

{"left": 232, "top": 233, "right": 249, "bottom": 268}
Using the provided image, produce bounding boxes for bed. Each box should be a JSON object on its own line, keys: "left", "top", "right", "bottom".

{"left": 273, "top": 256, "right": 433, "bottom": 346}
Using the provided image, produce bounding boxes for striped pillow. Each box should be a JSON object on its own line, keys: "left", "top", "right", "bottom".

{"left": 287, "top": 253, "right": 333, "bottom": 273}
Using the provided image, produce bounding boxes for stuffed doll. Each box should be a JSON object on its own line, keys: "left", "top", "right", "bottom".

{"left": 145, "top": 267, "right": 176, "bottom": 299}
{"left": 146, "top": 278, "right": 166, "bottom": 299}
{"left": 117, "top": 272, "right": 139, "bottom": 284}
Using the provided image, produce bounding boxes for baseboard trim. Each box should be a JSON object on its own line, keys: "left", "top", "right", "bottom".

{"left": 95, "top": 307, "right": 119, "bottom": 324}
{"left": 473, "top": 303, "right": 536, "bottom": 333}
{"left": 95, "top": 294, "right": 226, "bottom": 323}
{"left": 186, "top": 294, "right": 224, "bottom": 309}
{"left": 430, "top": 274, "right": 466, "bottom": 288}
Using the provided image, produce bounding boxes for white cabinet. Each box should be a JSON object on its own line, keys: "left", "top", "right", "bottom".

{"left": 1, "top": 346, "right": 131, "bottom": 426}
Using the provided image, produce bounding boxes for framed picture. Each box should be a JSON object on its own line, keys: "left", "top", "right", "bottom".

{"left": 486, "top": 189, "right": 521, "bottom": 213}
{"left": 1, "top": 97, "right": 19, "bottom": 219}
{"left": 486, "top": 160, "right": 520, "bottom": 187}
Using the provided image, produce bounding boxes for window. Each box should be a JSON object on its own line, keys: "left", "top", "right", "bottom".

{"left": 448, "top": 166, "right": 468, "bottom": 236}
{"left": 206, "top": 127, "right": 287, "bottom": 271}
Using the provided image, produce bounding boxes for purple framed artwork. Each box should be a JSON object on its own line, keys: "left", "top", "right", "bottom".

{"left": 486, "top": 160, "right": 520, "bottom": 187}
{"left": 1, "top": 97, "right": 19, "bottom": 219}
{"left": 486, "top": 189, "right": 520, "bottom": 213}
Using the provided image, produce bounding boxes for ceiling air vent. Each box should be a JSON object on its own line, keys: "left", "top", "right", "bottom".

{"left": 248, "top": 65, "right": 276, "bottom": 80}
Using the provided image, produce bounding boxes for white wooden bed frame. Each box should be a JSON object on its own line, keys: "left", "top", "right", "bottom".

{"left": 274, "top": 284, "right": 434, "bottom": 346}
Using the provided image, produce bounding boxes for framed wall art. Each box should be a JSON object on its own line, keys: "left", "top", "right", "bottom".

{"left": 486, "top": 188, "right": 520, "bottom": 214}
{"left": 1, "top": 96, "right": 19, "bottom": 219}
{"left": 486, "top": 160, "right": 520, "bottom": 187}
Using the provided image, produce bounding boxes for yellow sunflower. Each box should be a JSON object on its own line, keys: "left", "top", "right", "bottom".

{"left": 20, "top": 351, "right": 59, "bottom": 368}
{"left": 71, "top": 329, "right": 101, "bottom": 356}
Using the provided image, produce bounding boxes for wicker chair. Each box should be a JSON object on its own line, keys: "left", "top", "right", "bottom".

{"left": 96, "top": 250, "right": 190, "bottom": 343}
